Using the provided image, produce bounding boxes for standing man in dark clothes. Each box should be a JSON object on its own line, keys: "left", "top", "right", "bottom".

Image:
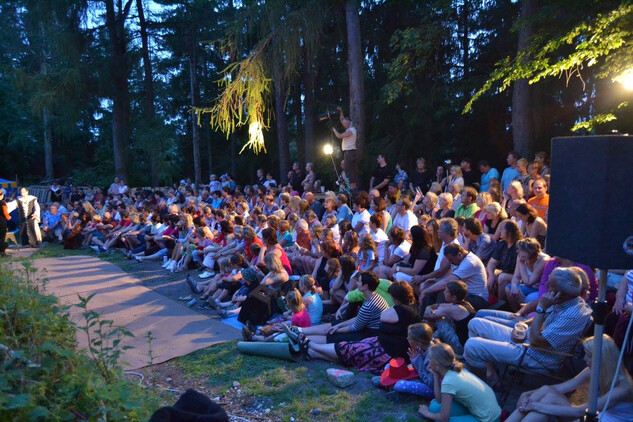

{"left": 409, "top": 157, "right": 433, "bottom": 194}
{"left": 369, "top": 154, "right": 391, "bottom": 196}
{"left": 461, "top": 158, "right": 479, "bottom": 188}
{"left": 288, "top": 161, "right": 304, "bottom": 194}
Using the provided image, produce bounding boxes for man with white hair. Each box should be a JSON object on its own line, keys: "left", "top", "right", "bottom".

{"left": 464, "top": 267, "right": 592, "bottom": 381}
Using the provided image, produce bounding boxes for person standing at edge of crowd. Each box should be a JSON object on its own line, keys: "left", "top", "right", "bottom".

{"left": 332, "top": 107, "right": 358, "bottom": 191}
{"left": 0, "top": 189, "right": 11, "bottom": 256}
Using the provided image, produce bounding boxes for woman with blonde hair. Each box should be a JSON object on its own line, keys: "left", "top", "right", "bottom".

{"left": 474, "top": 192, "right": 492, "bottom": 223}
{"left": 435, "top": 193, "right": 455, "bottom": 219}
{"left": 418, "top": 342, "right": 501, "bottom": 422}
{"left": 483, "top": 202, "right": 507, "bottom": 241}
{"left": 508, "top": 335, "right": 633, "bottom": 422}
{"left": 506, "top": 237, "right": 550, "bottom": 311}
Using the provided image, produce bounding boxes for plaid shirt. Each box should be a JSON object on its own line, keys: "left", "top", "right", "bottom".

{"left": 527, "top": 297, "right": 592, "bottom": 367}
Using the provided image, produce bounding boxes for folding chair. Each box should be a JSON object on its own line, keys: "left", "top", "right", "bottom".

{"left": 5, "top": 229, "right": 20, "bottom": 251}
{"left": 498, "top": 319, "right": 593, "bottom": 406}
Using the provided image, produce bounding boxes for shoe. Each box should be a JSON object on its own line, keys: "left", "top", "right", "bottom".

{"left": 186, "top": 275, "right": 200, "bottom": 294}
{"left": 199, "top": 301, "right": 212, "bottom": 309}
{"left": 165, "top": 261, "right": 176, "bottom": 271}
{"left": 217, "top": 308, "right": 228, "bottom": 318}
{"left": 134, "top": 255, "right": 144, "bottom": 262}
{"left": 199, "top": 271, "right": 215, "bottom": 279}
{"left": 297, "top": 334, "right": 311, "bottom": 360}
{"left": 90, "top": 245, "right": 100, "bottom": 253}
{"left": 281, "top": 323, "right": 301, "bottom": 342}
{"left": 178, "top": 295, "right": 193, "bottom": 301}
{"left": 242, "top": 325, "right": 254, "bottom": 341}
{"left": 186, "top": 298, "right": 197, "bottom": 308}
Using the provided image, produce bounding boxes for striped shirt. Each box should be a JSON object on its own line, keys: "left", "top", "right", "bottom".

{"left": 526, "top": 297, "right": 592, "bottom": 367}
{"left": 350, "top": 292, "right": 390, "bottom": 332}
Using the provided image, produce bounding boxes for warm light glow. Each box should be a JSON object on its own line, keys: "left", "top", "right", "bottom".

{"left": 240, "top": 121, "right": 266, "bottom": 154}
{"left": 616, "top": 68, "right": 633, "bottom": 91}
{"left": 323, "top": 144, "right": 334, "bottom": 155}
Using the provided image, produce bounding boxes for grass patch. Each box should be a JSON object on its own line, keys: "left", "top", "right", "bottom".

{"left": 173, "top": 341, "right": 423, "bottom": 421}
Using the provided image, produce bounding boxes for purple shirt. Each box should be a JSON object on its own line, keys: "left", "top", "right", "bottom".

{"left": 538, "top": 259, "right": 597, "bottom": 301}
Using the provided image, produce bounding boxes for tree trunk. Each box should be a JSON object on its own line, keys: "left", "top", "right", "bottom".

{"left": 230, "top": 133, "right": 237, "bottom": 177}
{"left": 188, "top": 28, "right": 201, "bottom": 187}
{"left": 345, "top": 0, "right": 365, "bottom": 159}
{"left": 105, "top": 0, "right": 132, "bottom": 180}
{"left": 40, "top": 44, "right": 53, "bottom": 180}
{"left": 512, "top": 0, "right": 537, "bottom": 158}
{"left": 273, "top": 48, "right": 290, "bottom": 184}
{"left": 293, "top": 83, "right": 304, "bottom": 166}
{"left": 303, "top": 45, "right": 315, "bottom": 164}
{"left": 136, "top": 0, "right": 158, "bottom": 187}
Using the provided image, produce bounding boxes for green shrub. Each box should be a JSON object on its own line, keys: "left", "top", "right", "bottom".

{"left": 0, "top": 262, "right": 160, "bottom": 421}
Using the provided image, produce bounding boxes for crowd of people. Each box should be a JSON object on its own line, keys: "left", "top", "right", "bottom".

{"left": 1, "top": 146, "right": 633, "bottom": 422}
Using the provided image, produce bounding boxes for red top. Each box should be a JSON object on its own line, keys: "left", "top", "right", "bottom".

{"left": 291, "top": 309, "right": 311, "bottom": 328}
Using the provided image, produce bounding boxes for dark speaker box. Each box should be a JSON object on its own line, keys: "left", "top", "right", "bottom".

{"left": 548, "top": 135, "right": 633, "bottom": 269}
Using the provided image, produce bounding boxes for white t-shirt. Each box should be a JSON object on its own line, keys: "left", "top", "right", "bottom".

{"left": 352, "top": 209, "right": 371, "bottom": 235}
{"left": 342, "top": 126, "right": 357, "bottom": 151}
{"left": 392, "top": 210, "right": 418, "bottom": 233}
{"left": 371, "top": 229, "right": 389, "bottom": 262}
{"left": 435, "top": 238, "right": 460, "bottom": 271}
{"left": 452, "top": 252, "right": 488, "bottom": 299}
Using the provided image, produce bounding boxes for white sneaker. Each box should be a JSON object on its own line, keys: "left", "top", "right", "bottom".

{"left": 90, "top": 245, "right": 100, "bottom": 253}
{"left": 199, "top": 271, "right": 214, "bottom": 279}
{"left": 166, "top": 261, "right": 176, "bottom": 271}
{"left": 134, "top": 255, "right": 144, "bottom": 262}
{"left": 162, "top": 259, "right": 173, "bottom": 269}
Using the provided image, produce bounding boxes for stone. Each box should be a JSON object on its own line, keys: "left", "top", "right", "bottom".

{"left": 326, "top": 368, "right": 355, "bottom": 388}
{"left": 312, "top": 408, "right": 322, "bottom": 415}
{"left": 233, "top": 381, "right": 240, "bottom": 388}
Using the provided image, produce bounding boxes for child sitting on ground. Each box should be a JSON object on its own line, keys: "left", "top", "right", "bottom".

{"left": 243, "top": 289, "right": 311, "bottom": 342}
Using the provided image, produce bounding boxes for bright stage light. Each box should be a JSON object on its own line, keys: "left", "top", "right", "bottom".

{"left": 616, "top": 68, "right": 633, "bottom": 91}
{"left": 323, "top": 144, "right": 334, "bottom": 155}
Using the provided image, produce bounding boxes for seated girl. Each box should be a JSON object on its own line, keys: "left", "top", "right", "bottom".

{"left": 299, "top": 281, "right": 419, "bottom": 372}
{"left": 328, "top": 255, "right": 355, "bottom": 308}
{"left": 243, "top": 289, "right": 312, "bottom": 342}
{"left": 423, "top": 281, "right": 475, "bottom": 356}
{"left": 287, "top": 271, "right": 389, "bottom": 345}
{"left": 358, "top": 233, "right": 378, "bottom": 272}
{"left": 297, "top": 275, "right": 323, "bottom": 326}
{"left": 508, "top": 335, "right": 633, "bottom": 422}
{"left": 418, "top": 342, "right": 502, "bottom": 422}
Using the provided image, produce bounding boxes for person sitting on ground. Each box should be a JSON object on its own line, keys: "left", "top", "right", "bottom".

{"left": 41, "top": 204, "right": 63, "bottom": 243}
{"left": 358, "top": 233, "right": 379, "bottom": 272}
{"left": 423, "top": 280, "right": 475, "bottom": 356}
{"left": 298, "top": 275, "right": 323, "bottom": 326}
{"left": 486, "top": 219, "right": 522, "bottom": 302}
{"left": 418, "top": 342, "right": 501, "bottom": 422}
{"left": 299, "top": 280, "right": 419, "bottom": 372}
{"left": 506, "top": 237, "right": 550, "bottom": 311}
{"left": 462, "top": 217, "right": 496, "bottom": 265}
{"left": 464, "top": 267, "right": 592, "bottom": 385}
{"left": 244, "top": 289, "right": 311, "bottom": 342}
{"left": 292, "top": 271, "right": 390, "bottom": 345}
{"left": 374, "top": 323, "right": 435, "bottom": 399}
{"left": 328, "top": 255, "right": 354, "bottom": 308}
{"left": 508, "top": 335, "right": 633, "bottom": 422}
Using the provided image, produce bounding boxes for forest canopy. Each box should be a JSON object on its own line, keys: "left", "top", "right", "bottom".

{"left": 1, "top": 0, "right": 631, "bottom": 188}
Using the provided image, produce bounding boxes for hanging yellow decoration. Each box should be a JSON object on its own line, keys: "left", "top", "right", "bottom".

{"left": 193, "top": 39, "right": 272, "bottom": 154}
